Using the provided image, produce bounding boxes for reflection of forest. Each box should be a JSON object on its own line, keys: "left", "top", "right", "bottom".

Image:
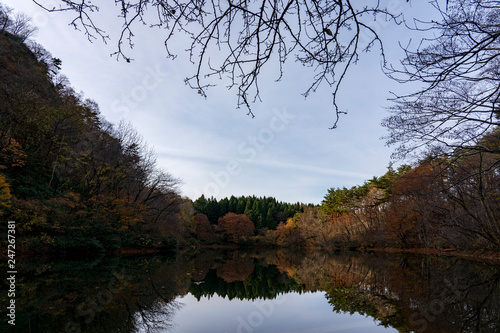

{"left": 0, "top": 256, "right": 183, "bottom": 333}
{"left": 3, "top": 250, "right": 498, "bottom": 333}
{"left": 189, "top": 251, "right": 304, "bottom": 300}
{"left": 269, "top": 250, "right": 500, "bottom": 333}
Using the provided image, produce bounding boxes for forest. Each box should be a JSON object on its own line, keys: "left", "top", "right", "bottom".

{"left": 186, "top": 153, "right": 500, "bottom": 251}
{"left": 286, "top": 154, "right": 500, "bottom": 250}
{"left": 0, "top": 14, "right": 184, "bottom": 255}
{"left": 0, "top": 3, "right": 499, "bottom": 258}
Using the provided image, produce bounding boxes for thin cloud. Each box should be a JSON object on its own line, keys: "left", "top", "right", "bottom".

{"left": 158, "top": 147, "right": 373, "bottom": 180}
{"left": 246, "top": 159, "right": 374, "bottom": 179}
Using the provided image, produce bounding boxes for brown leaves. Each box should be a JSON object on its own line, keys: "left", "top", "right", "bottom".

{"left": 218, "top": 212, "right": 254, "bottom": 243}
{"left": 0, "top": 133, "right": 26, "bottom": 169}
{"left": 0, "top": 174, "right": 11, "bottom": 214}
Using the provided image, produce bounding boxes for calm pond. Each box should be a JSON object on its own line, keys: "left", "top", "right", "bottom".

{"left": 2, "top": 249, "right": 499, "bottom": 333}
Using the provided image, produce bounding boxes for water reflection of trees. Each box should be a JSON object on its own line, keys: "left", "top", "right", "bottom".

{"left": 0, "top": 256, "right": 181, "bottom": 333}
{"left": 270, "top": 252, "right": 500, "bottom": 333}
{"left": 215, "top": 253, "right": 255, "bottom": 283}
{"left": 4, "top": 250, "right": 498, "bottom": 333}
{"left": 187, "top": 249, "right": 304, "bottom": 300}
{"left": 184, "top": 250, "right": 499, "bottom": 332}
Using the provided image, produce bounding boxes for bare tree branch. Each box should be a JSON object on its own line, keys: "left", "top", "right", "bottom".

{"left": 33, "top": 0, "right": 404, "bottom": 127}
{"left": 383, "top": 0, "right": 500, "bottom": 162}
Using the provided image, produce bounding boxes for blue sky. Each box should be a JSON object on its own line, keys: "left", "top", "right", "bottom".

{"left": 3, "top": 0, "right": 436, "bottom": 204}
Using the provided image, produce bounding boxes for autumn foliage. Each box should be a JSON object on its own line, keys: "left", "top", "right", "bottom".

{"left": 0, "top": 25, "right": 182, "bottom": 255}
{"left": 2, "top": 5, "right": 499, "bottom": 255}
{"left": 193, "top": 213, "right": 215, "bottom": 243}
{"left": 218, "top": 213, "right": 255, "bottom": 243}
{"left": 273, "top": 149, "right": 499, "bottom": 251}
{"left": 384, "top": 163, "right": 444, "bottom": 247}
{"left": 0, "top": 173, "right": 11, "bottom": 215}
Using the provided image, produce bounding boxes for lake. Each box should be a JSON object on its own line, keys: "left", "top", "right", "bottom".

{"left": 2, "top": 249, "right": 499, "bottom": 332}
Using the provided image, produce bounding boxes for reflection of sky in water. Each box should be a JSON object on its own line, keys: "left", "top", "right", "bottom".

{"left": 169, "top": 291, "right": 398, "bottom": 333}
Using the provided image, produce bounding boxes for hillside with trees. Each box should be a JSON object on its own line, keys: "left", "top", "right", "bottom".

{"left": 0, "top": 13, "right": 184, "bottom": 255}
{"left": 275, "top": 149, "right": 500, "bottom": 251}
{"left": 1, "top": 2, "right": 499, "bottom": 257}
{"left": 0, "top": 11, "right": 311, "bottom": 255}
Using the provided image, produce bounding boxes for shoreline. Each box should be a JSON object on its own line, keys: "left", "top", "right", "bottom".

{"left": 362, "top": 246, "right": 500, "bottom": 263}
{"left": 187, "top": 244, "right": 500, "bottom": 263}
{"left": 4, "top": 244, "right": 499, "bottom": 263}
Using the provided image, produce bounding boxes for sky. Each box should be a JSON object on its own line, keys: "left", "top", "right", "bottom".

{"left": 164, "top": 292, "right": 398, "bottom": 333}
{"left": 3, "top": 0, "right": 437, "bottom": 204}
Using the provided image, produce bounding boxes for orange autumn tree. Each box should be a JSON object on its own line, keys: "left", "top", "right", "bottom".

{"left": 217, "top": 212, "right": 254, "bottom": 243}
{"left": 0, "top": 174, "right": 11, "bottom": 215}
{"left": 0, "top": 134, "right": 21, "bottom": 216}
{"left": 385, "top": 162, "right": 445, "bottom": 247}
{"left": 193, "top": 213, "right": 215, "bottom": 243}
{"left": 275, "top": 217, "right": 305, "bottom": 247}
{"left": 0, "top": 134, "right": 27, "bottom": 170}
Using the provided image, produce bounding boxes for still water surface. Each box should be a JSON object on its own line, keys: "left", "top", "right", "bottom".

{"left": 170, "top": 292, "right": 398, "bottom": 333}
{"left": 2, "top": 249, "right": 499, "bottom": 332}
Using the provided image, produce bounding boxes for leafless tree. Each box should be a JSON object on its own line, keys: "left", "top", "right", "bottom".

{"left": 32, "top": 0, "right": 404, "bottom": 127}
{"left": 0, "top": 5, "right": 38, "bottom": 41}
{"left": 0, "top": 4, "right": 13, "bottom": 32}
{"left": 10, "top": 13, "right": 38, "bottom": 41}
{"left": 383, "top": 0, "right": 500, "bottom": 164}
